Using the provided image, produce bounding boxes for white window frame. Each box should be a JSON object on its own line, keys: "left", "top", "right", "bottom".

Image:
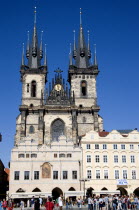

{"left": 121, "top": 144, "right": 125, "bottom": 149}
{"left": 86, "top": 144, "right": 91, "bottom": 149}
{"left": 95, "top": 144, "right": 99, "bottom": 149}
{"left": 114, "top": 155, "right": 118, "bottom": 163}
{"left": 113, "top": 144, "right": 118, "bottom": 149}
{"left": 96, "top": 170, "right": 100, "bottom": 179}
{"left": 87, "top": 155, "right": 91, "bottom": 163}
{"left": 115, "top": 170, "right": 119, "bottom": 179}
{"left": 87, "top": 170, "right": 92, "bottom": 179}
{"left": 104, "top": 170, "right": 108, "bottom": 179}
{"left": 122, "top": 155, "right": 126, "bottom": 163}
{"left": 123, "top": 170, "right": 127, "bottom": 179}
{"left": 103, "top": 155, "right": 108, "bottom": 163}
{"left": 130, "top": 144, "right": 134, "bottom": 149}
{"left": 131, "top": 155, "right": 135, "bottom": 163}
{"left": 132, "top": 170, "right": 136, "bottom": 179}
{"left": 95, "top": 155, "right": 100, "bottom": 163}
{"left": 103, "top": 144, "right": 107, "bottom": 149}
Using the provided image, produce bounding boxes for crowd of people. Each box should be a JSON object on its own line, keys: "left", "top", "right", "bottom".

{"left": 0, "top": 194, "right": 139, "bottom": 209}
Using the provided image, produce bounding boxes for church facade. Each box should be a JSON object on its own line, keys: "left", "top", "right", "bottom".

{"left": 9, "top": 9, "right": 139, "bottom": 199}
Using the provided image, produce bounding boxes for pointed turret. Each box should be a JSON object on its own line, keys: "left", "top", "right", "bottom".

{"left": 73, "top": 30, "right": 77, "bottom": 58}
{"left": 74, "top": 8, "right": 90, "bottom": 68}
{"left": 69, "top": 43, "right": 73, "bottom": 66}
{"left": 26, "top": 31, "right": 30, "bottom": 58}
{"left": 94, "top": 44, "right": 98, "bottom": 66}
{"left": 44, "top": 44, "right": 47, "bottom": 67}
{"left": 40, "top": 31, "right": 43, "bottom": 58}
{"left": 21, "top": 43, "right": 25, "bottom": 66}
{"left": 88, "top": 30, "right": 91, "bottom": 58}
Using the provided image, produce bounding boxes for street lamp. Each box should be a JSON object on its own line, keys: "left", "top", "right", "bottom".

{"left": 0, "top": 133, "right": 2, "bottom": 142}
{"left": 80, "top": 178, "right": 88, "bottom": 198}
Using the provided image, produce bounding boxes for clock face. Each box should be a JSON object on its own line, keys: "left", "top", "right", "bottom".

{"left": 54, "top": 84, "right": 62, "bottom": 91}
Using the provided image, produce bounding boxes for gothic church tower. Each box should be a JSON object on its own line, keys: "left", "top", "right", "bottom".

{"left": 68, "top": 9, "right": 103, "bottom": 134}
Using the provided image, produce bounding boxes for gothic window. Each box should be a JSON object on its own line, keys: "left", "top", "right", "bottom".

{"left": 27, "top": 84, "right": 29, "bottom": 93}
{"left": 51, "top": 119, "right": 65, "bottom": 141}
{"left": 29, "top": 126, "right": 35, "bottom": 134}
{"left": 81, "top": 81, "right": 87, "bottom": 96}
{"left": 31, "top": 81, "right": 36, "bottom": 97}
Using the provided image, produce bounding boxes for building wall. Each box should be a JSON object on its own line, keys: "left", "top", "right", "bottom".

{"left": 81, "top": 130, "right": 139, "bottom": 195}
{"left": 9, "top": 137, "right": 82, "bottom": 198}
{"left": 71, "top": 75, "right": 97, "bottom": 107}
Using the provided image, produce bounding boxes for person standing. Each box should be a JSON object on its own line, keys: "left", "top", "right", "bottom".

{"left": 2, "top": 199, "right": 7, "bottom": 210}
{"left": 34, "top": 199, "right": 40, "bottom": 210}
{"left": 45, "top": 197, "right": 54, "bottom": 210}
{"left": 30, "top": 196, "right": 35, "bottom": 209}
{"left": 20, "top": 200, "right": 25, "bottom": 210}
{"left": 58, "top": 194, "right": 63, "bottom": 210}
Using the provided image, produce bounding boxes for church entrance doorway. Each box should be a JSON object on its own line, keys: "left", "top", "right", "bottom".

{"left": 52, "top": 187, "right": 63, "bottom": 201}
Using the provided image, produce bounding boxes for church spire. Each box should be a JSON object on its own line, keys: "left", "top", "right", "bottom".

{"left": 26, "top": 7, "right": 43, "bottom": 69}
{"left": 74, "top": 8, "right": 90, "bottom": 68}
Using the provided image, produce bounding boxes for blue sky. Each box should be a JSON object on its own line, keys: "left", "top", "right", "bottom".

{"left": 0, "top": 0, "right": 139, "bottom": 167}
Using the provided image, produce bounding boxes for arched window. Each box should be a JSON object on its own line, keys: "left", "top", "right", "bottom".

{"left": 81, "top": 80, "right": 87, "bottom": 96}
{"left": 51, "top": 119, "right": 65, "bottom": 141}
{"left": 29, "top": 126, "right": 35, "bottom": 134}
{"left": 31, "top": 154, "right": 37, "bottom": 158}
{"left": 31, "top": 81, "right": 36, "bottom": 97}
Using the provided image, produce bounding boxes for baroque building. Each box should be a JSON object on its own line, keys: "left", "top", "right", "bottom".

{"left": 9, "top": 8, "right": 139, "bottom": 200}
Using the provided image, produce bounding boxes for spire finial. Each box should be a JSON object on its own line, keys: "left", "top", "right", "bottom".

{"left": 94, "top": 44, "right": 98, "bottom": 66}
{"left": 21, "top": 43, "right": 25, "bottom": 66}
{"left": 26, "top": 31, "right": 30, "bottom": 58}
{"left": 80, "top": 8, "right": 82, "bottom": 26}
{"left": 44, "top": 44, "right": 47, "bottom": 66}
{"left": 34, "top": 6, "right": 37, "bottom": 25}
{"left": 69, "top": 43, "right": 73, "bottom": 66}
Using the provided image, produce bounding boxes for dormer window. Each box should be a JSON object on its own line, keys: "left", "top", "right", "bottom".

{"left": 31, "top": 81, "right": 36, "bottom": 97}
